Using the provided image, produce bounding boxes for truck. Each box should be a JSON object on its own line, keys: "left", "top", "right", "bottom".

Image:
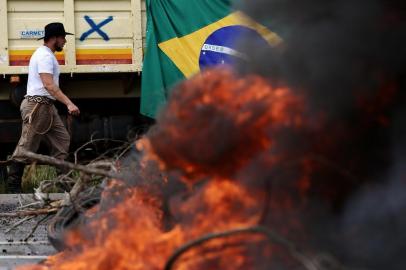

{"left": 0, "top": 0, "right": 148, "bottom": 164}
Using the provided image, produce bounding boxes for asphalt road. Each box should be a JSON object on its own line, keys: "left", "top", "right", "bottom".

{"left": 0, "top": 194, "right": 62, "bottom": 269}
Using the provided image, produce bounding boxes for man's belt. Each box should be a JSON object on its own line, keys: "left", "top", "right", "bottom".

{"left": 26, "top": 95, "right": 55, "bottom": 105}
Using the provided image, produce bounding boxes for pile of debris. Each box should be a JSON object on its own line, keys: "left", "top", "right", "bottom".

{"left": 0, "top": 138, "right": 138, "bottom": 269}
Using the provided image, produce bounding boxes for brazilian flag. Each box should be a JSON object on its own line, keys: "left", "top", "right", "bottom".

{"left": 141, "top": 0, "right": 281, "bottom": 118}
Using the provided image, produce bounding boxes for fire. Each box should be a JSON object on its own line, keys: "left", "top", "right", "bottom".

{"left": 19, "top": 69, "right": 308, "bottom": 270}
{"left": 20, "top": 180, "right": 274, "bottom": 270}
{"left": 148, "top": 68, "right": 304, "bottom": 180}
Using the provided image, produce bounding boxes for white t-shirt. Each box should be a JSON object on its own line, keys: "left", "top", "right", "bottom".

{"left": 26, "top": 45, "right": 60, "bottom": 99}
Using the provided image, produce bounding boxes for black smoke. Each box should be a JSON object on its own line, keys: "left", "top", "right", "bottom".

{"left": 235, "top": 0, "right": 406, "bottom": 269}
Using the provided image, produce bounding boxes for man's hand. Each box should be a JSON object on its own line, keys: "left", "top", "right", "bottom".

{"left": 40, "top": 73, "right": 80, "bottom": 115}
{"left": 67, "top": 103, "right": 80, "bottom": 116}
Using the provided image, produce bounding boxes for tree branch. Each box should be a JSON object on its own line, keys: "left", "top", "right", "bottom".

{"left": 0, "top": 208, "right": 58, "bottom": 218}
{"left": 15, "top": 151, "right": 124, "bottom": 180}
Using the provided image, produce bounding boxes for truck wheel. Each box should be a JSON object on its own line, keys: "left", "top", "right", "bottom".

{"left": 10, "top": 84, "right": 27, "bottom": 107}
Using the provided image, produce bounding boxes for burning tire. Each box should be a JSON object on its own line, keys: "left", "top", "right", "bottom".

{"left": 47, "top": 186, "right": 103, "bottom": 251}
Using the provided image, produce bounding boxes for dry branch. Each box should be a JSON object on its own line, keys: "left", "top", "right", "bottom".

{"left": 5, "top": 216, "right": 35, "bottom": 233}
{"left": 73, "top": 138, "right": 128, "bottom": 164}
{"left": 61, "top": 172, "right": 92, "bottom": 206}
{"left": 24, "top": 214, "right": 51, "bottom": 241}
{"left": 0, "top": 208, "right": 58, "bottom": 218}
{"left": 0, "top": 159, "right": 12, "bottom": 165}
{"left": 16, "top": 151, "right": 124, "bottom": 180}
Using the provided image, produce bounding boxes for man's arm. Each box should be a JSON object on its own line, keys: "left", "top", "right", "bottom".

{"left": 39, "top": 73, "right": 80, "bottom": 116}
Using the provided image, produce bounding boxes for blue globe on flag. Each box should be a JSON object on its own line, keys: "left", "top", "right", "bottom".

{"left": 199, "top": 25, "right": 269, "bottom": 70}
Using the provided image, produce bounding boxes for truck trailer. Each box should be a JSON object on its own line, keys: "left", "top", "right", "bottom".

{"left": 0, "top": 0, "right": 148, "bottom": 161}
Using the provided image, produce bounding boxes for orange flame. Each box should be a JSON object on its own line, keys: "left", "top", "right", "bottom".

{"left": 19, "top": 69, "right": 307, "bottom": 270}
{"left": 148, "top": 68, "right": 304, "bottom": 181}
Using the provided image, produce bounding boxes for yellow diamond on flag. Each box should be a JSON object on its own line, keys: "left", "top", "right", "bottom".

{"left": 158, "top": 12, "right": 282, "bottom": 78}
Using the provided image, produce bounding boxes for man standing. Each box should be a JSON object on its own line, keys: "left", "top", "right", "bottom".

{"left": 7, "top": 22, "right": 80, "bottom": 193}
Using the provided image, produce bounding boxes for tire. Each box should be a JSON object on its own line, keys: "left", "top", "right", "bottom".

{"left": 10, "top": 84, "right": 27, "bottom": 108}
{"left": 47, "top": 186, "right": 103, "bottom": 251}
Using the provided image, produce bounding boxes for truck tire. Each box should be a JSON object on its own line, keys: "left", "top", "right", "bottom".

{"left": 10, "top": 84, "right": 27, "bottom": 108}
